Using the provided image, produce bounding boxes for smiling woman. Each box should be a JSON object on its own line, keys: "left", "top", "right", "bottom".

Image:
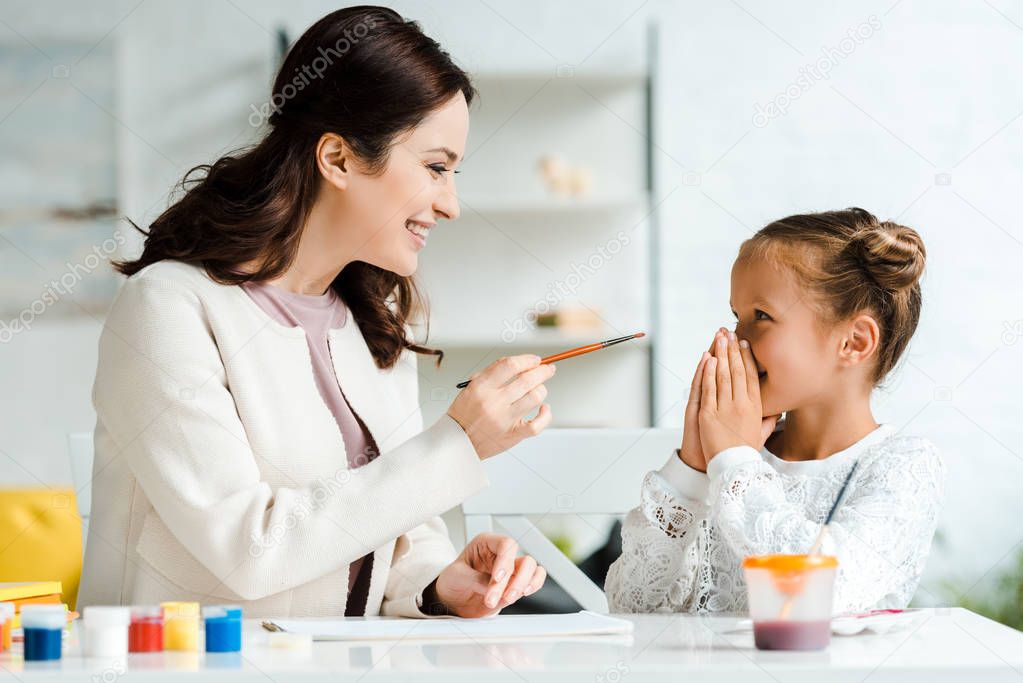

{"left": 112, "top": 6, "right": 474, "bottom": 369}
{"left": 79, "top": 5, "right": 553, "bottom": 619}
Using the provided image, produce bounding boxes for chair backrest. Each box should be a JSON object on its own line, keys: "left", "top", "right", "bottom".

{"left": 463, "top": 428, "right": 679, "bottom": 612}
{"left": 67, "top": 432, "right": 94, "bottom": 550}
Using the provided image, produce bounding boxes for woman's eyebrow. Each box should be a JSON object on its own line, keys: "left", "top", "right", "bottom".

{"left": 424, "top": 146, "right": 459, "bottom": 163}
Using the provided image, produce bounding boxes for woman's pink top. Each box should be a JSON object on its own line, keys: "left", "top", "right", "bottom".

{"left": 240, "top": 280, "right": 378, "bottom": 615}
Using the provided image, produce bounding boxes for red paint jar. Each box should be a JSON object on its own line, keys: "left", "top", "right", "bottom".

{"left": 128, "top": 606, "right": 163, "bottom": 652}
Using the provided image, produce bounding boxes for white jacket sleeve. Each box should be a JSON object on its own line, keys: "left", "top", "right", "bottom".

{"left": 94, "top": 275, "right": 487, "bottom": 602}
{"left": 605, "top": 451, "right": 710, "bottom": 613}
{"left": 380, "top": 516, "right": 456, "bottom": 618}
{"left": 706, "top": 440, "right": 946, "bottom": 613}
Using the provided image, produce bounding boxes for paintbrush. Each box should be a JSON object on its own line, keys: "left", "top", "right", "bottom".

{"left": 455, "top": 332, "right": 645, "bottom": 388}
{"left": 778, "top": 459, "right": 860, "bottom": 620}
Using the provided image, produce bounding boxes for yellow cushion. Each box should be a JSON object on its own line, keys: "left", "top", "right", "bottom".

{"left": 0, "top": 488, "right": 82, "bottom": 610}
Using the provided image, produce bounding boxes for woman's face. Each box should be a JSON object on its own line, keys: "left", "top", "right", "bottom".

{"left": 334, "top": 92, "right": 469, "bottom": 278}
{"left": 729, "top": 256, "right": 841, "bottom": 417}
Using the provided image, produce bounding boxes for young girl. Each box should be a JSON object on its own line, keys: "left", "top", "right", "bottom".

{"left": 606, "top": 207, "right": 946, "bottom": 614}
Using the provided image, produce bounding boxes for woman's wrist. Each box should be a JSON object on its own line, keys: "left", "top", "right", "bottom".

{"left": 419, "top": 576, "right": 449, "bottom": 616}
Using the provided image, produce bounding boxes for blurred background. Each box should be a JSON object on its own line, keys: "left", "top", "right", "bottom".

{"left": 1, "top": 0, "right": 1021, "bottom": 627}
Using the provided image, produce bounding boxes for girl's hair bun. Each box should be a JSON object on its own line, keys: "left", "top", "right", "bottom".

{"left": 849, "top": 211, "right": 926, "bottom": 291}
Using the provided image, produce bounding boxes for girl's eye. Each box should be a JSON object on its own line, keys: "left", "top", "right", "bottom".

{"left": 754, "top": 309, "right": 772, "bottom": 321}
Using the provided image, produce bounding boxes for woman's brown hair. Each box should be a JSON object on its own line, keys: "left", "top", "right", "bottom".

{"left": 114, "top": 6, "right": 475, "bottom": 369}
{"left": 738, "top": 207, "right": 926, "bottom": 384}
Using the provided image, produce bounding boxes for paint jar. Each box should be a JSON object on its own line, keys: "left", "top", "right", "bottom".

{"left": 0, "top": 602, "right": 13, "bottom": 652}
{"left": 82, "top": 606, "right": 130, "bottom": 657}
{"left": 743, "top": 554, "right": 838, "bottom": 651}
{"left": 21, "top": 604, "right": 66, "bottom": 661}
{"left": 129, "top": 606, "right": 164, "bottom": 652}
{"left": 160, "top": 601, "right": 199, "bottom": 651}
{"left": 202, "top": 605, "right": 242, "bottom": 652}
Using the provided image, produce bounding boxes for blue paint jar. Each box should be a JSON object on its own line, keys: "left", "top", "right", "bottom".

{"left": 21, "top": 605, "right": 66, "bottom": 661}
{"left": 202, "top": 605, "right": 242, "bottom": 653}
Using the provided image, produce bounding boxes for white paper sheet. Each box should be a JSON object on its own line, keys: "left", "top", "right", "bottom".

{"left": 264, "top": 610, "right": 633, "bottom": 641}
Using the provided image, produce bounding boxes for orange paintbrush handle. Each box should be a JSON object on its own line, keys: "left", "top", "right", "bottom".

{"left": 540, "top": 343, "right": 605, "bottom": 364}
{"left": 454, "top": 332, "right": 645, "bottom": 388}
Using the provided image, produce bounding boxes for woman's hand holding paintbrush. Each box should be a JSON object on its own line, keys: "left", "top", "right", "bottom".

{"left": 447, "top": 354, "right": 556, "bottom": 460}
{"left": 448, "top": 333, "right": 645, "bottom": 460}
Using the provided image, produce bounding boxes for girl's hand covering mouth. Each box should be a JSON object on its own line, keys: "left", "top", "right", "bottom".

{"left": 698, "top": 329, "right": 780, "bottom": 461}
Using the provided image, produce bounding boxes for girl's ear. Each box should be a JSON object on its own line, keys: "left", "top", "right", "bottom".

{"left": 839, "top": 314, "right": 880, "bottom": 369}
{"left": 316, "top": 133, "right": 350, "bottom": 190}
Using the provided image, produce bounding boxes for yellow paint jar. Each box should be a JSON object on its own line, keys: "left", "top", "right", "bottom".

{"left": 160, "top": 601, "right": 199, "bottom": 651}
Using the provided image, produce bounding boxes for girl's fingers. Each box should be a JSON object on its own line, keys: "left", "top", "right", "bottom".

{"left": 687, "top": 352, "right": 708, "bottom": 415}
{"left": 702, "top": 354, "right": 718, "bottom": 412}
{"left": 739, "top": 339, "right": 760, "bottom": 401}
{"left": 726, "top": 334, "right": 746, "bottom": 399}
{"left": 714, "top": 334, "right": 732, "bottom": 402}
{"left": 760, "top": 414, "right": 782, "bottom": 444}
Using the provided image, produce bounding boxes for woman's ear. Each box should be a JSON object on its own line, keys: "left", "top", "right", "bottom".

{"left": 315, "top": 133, "right": 350, "bottom": 190}
{"left": 839, "top": 314, "right": 880, "bottom": 370}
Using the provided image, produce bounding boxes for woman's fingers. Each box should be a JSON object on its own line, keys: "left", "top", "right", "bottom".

{"left": 480, "top": 355, "right": 542, "bottom": 389}
{"left": 510, "top": 383, "right": 547, "bottom": 415}
{"left": 483, "top": 536, "right": 519, "bottom": 608}
{"left": 512, "top": 403, "right": 552, "bottom": 439}
{"left": 726, "top": 334, "right": 746, "bottom": 399}
{"left": 524, "top": 564, "right": 547, "bottom": 596}
{"left": 507, "top": 363, "right": 555, "bottom": 405}
{"left": 500, "top": 555, "right": 538, "bottom": 605}
{"left": 739, "top": 339, "right": 760, "bottom": 401}
{"left": 461, "top": 566, "right": 493, "bottom": 597}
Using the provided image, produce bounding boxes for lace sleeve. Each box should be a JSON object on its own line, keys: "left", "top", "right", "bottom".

{"left": 606, "top": 466, "right": 708, "bottom": 613}
{"left": 708, "top": 438, "right": 946, "bottom": 613}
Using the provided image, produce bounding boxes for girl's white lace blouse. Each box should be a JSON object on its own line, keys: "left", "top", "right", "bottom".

{"left": 605, "top": 423, "right": 946, "bottom": 614}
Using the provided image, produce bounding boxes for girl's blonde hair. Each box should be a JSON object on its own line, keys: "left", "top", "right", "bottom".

{"left": 738, "top": 207, "right": 926, "bottom": 384}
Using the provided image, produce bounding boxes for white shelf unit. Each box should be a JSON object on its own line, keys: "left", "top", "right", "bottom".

{"left": 415, "top": 37, "right": 658, "bottom": 429}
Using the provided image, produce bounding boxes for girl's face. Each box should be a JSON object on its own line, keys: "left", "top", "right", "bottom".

{"left": 329, "top": 92, "right": 469, "bottom": 277}
{"left": 730, "top": 256, "right": 841, "bottom": 417}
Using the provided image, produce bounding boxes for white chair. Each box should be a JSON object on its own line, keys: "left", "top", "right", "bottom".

{"left": 67, "top": 432, "right": 94, "bottom": 554}
{"left": 462, "top": 428, "right": 680, "bottom": 613}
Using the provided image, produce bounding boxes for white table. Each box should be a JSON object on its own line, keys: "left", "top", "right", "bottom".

{"left": 2, "top": 608, "right": 1021, "bottom": 681}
